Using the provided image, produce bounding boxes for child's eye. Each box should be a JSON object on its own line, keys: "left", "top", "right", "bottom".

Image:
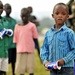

{"left": 55, "top": 13, "right": 59, "bottom": 15}
{"left": 62, "top": 13, "right": 66, "bottom": 15}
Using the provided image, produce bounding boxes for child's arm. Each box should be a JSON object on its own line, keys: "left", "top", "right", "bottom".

{"left": 62, "top": 31, "right": 75, "bottom": 65}
{"left": 40, "top": 33, "right": 49, "bottom": 64}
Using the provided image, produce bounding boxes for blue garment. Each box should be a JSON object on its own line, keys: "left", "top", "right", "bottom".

{"left": 40, "top": 24, "right": 75, "bottom": 67}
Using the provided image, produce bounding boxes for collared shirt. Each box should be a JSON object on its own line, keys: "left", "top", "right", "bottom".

{"left": 40, "top": 24, "right": 75, "bottom": 67}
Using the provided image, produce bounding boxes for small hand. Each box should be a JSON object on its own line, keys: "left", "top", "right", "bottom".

{"left": 44, "top": 61, "right": 51, "bottom": 71}
{"left": 57, "top": 59, "right": 65, "bottom": 66}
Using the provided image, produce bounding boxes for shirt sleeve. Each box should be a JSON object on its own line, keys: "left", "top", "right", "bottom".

{"left": 63, "top": 30, "right": 75, "bottom": 64}
{"left": 13, "top": 24, "right": 18, "bottom": 43}
{"left": 40, "top": 33, "right": 49, "bottom": 64}
{"left": 32, "top": 24, "right": 38, "bottom": 38}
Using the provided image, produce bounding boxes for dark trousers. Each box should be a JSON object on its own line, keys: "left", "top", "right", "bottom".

{"left": 50, "top": 67, "right": 73, "bottom": 75}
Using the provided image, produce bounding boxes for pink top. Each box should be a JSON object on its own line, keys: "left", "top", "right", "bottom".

{"left": 13, "top": 22, "right": 38, "bottom": 53}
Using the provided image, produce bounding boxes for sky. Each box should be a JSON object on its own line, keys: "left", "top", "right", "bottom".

{"left": 2, "top": 0, "right": 69, "bottom": 20}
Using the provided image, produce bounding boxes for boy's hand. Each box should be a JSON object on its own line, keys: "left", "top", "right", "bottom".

{"left": 44, "top": 61, "right": 51, "bottom": 71}
{"left": 57, "top": 59, "right": 65, "bottom": 66}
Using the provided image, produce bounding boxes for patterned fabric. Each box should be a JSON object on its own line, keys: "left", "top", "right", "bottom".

{"left": 40, "top": 24, "right": 75, "bottom": 67}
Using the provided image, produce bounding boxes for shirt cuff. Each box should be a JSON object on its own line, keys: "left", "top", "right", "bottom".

{"left": 43, "top": 60, "right": 48, "bottom": 64}
{"left": 63, "top": 57, "right": 68, "bottom": 64}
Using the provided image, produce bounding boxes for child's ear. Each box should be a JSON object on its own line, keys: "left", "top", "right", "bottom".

{"left": 67, "top": 15, "right": 69, "bottom": 19}
{"left": 52, "top": 14, "right": 54, "bottom": 18}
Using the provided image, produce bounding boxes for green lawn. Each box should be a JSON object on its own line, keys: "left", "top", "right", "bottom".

{"left": 7, "top": 50, "right": 50, "bottom": 75}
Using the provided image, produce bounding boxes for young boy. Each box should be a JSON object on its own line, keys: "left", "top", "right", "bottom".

{"left": 3, "top": 3, "right": 16, "bottom": 75}
{"left": 13, "top": 8, "right": 38, "bottom": 75}
{"left": 40, "top": 2, "right": 75, "bottom": 75}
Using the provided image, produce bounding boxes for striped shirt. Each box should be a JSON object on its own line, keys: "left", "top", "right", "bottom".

{"left": 40, "top": 24, "right": 75, "bottom": 67}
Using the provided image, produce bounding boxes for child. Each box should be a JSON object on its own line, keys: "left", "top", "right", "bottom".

{"left": 0, "top": 1, "right": 10, "bottom": 75}
{"left": 4, "top": 3, "right": 16, "bottom": 75}
{"left": 40, "top": 2, "right": 75, "bottom": 75}
{"left": 13, "top": 8, "right": 38, "bottom": 75}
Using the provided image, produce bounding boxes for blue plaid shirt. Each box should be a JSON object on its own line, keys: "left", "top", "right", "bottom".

{"left": 40, "top": 24, "right": 75, "bottom": 67}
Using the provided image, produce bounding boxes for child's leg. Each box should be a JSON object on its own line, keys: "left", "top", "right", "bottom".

{"left": 11, "top": 62, "right": 15, "bottom": 75}
{"left": 0, "top": 71, "right": 2, "bottom": 75}
{"left": 29, "top": 73, "right": 34, "bottom": 75}
{"left": 2, "top": 71, "right": 6, "bottom": 75}
{"left": 0, "top": 71, "right": 6, "bottom": 75}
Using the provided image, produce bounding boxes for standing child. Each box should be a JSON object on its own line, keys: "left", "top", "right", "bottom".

{"left": 13, "top": 8, "right": 38, "bottom": 75}
{"left": 0, "top": 1, "right": 10, "bottom": 75}
{"left": 3, "top": 3, "right": 16, "bottom": 75}
{"left": 40, "top": 3, "right": 75, "bottom": 75}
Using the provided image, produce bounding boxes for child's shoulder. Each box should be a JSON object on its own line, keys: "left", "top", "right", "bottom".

{"left": 44, "top": 29, "right": 52, "bottom": 36}
{"left": 66, "top": 27, "right": 74, "bottom": 32}
{"left": 29, "top": 21, "right": 35, "bottom": 25}
{"left": 65, "top": 27, "right": 75, "bottom": 35}
{"left": 11, "top": 17, "right": 16, "bottom": 22}
{"left": 15, "top": 24, "right": 21, "bottom": 27}
{"left": 28, "top": 21, "right": 36, "bottom": 27}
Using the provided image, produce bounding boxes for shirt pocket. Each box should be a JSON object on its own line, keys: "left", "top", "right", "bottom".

{"left": 58, "top": 37, "right": 66, "bottom": 47}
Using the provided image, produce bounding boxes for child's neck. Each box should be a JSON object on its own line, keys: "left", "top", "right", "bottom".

{"left": 22, "top": 21, "right": 29, "bottom": 25}
{"left": 55, "top": 24, "right": 63, "bottom": 30}
{"left": 6, "top": 15, "right": 11, "bottom": 20}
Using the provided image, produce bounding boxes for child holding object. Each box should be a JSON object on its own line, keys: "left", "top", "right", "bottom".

{"left": 40, "top": 2, "right": 75, "bottom": 75}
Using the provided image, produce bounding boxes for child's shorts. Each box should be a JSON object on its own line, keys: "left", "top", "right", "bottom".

{"left": 15, "top": 52, "right": 34, "bottom": 74}
{"left": 0, "top": 58, "right": 8, "bottom": 71}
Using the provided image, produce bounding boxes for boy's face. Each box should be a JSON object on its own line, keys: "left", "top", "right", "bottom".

{"left": 4, "top": 5, "right": 11, "bottom": 15}
{"left": 21, "top": 9, "right": 29, "bottom": 23}
{"left": 52, "top": 5, "right": 69, "bottom": 25}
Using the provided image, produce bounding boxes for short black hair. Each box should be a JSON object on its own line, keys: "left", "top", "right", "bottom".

{"left": 53, "top": 2, "right": 69, "bottom": 14}
{"left": 21, "top": 8, "right": 28, "bottom": 12}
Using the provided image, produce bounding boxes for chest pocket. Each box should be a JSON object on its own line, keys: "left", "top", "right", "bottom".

{"left": 58, "top": 36, "right": 67, "bottom": 47}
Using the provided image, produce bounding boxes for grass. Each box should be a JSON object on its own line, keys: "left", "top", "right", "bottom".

{"left": 7, "top": 50, "right": 50, "bottom": 75}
